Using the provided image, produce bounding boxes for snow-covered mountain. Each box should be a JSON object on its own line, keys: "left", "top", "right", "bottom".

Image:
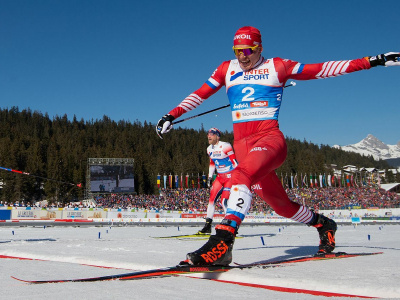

{"left": 333, "top": 134, "right": 400, "bottom": 164}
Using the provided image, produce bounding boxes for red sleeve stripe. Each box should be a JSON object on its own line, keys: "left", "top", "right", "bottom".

{"left": 178, "top": 93, "right": 204, "bottom": 111}
{"left": 316, "top": 60, "right": 350, "bottom": 78}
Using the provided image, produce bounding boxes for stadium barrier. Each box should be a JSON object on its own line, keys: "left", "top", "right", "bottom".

{"left": 1, "top": 207, "right": 400, "bottom": 225}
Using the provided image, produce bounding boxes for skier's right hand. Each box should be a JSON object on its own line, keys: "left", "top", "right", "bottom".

{"left": 156, "top": 114, "right": 175, "bottom": 139}
{"left": 207, "top": 177, "right": 212, "bottom": 188}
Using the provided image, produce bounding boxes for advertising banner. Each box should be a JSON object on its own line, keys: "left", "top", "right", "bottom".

{"left": 0, "top": 208, "right": 11, "bottom": 220}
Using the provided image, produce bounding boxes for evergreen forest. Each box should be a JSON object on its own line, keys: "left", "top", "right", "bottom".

{"left": 0, "top": 107, "right": 394, "bottom": 204}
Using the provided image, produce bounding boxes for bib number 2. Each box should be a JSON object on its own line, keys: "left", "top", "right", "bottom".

{"left": 236, "top": 198, "right": 244, "bottom": 208}
{"left": 242, "top": 87, "right": 255, "bottom": 102}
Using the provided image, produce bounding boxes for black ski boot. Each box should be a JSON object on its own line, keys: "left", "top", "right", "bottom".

{"left": 311, "top": 214, "right": 337, "bottom": 254}
{"left": 197, "top": 218, "right": 212, "bottom": 235}
{"left": 187, "top": 226, "right": 235, "bottom": 265}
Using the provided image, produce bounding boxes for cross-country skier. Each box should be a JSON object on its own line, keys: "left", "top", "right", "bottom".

{"left": 197, "top": 127, "right": 238, "bottom": 235}
{"left": 156, "top": 26, "right": 400, "bottom": 266}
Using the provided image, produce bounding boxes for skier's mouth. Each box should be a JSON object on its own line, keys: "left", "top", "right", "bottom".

{"left": 239, "top": 60, "right": 251, "bottom": 69}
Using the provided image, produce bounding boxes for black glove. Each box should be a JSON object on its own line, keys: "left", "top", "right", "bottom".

{"left": 156, "top": 114, "right": 175, "bottom": 139}
{"left": 207, "top": 177, "right": 212, "bottom": 188}
{"left": 369, "top": 52, "right": 400, "bottom": 67}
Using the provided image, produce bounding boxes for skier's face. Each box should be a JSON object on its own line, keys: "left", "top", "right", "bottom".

{"left": 207, "top": 132, "right": 219, "bottom": 145}
{"left": 234, "top": 44, "right": 263, "bottom": 71}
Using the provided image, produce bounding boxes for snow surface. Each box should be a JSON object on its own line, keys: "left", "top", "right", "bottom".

{"left": 1, "top": 224, "right": 400, "bottom": 299}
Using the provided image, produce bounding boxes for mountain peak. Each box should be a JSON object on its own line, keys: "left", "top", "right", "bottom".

{"left": 334, "top": 135, "right": 400, "bottom": 164}
{"left": 359, "top": 134, "right": 388, "bottom": 150}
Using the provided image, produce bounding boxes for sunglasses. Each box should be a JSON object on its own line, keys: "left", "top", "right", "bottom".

{"left": 207, "top": 130, "right": 220, "bottom": 136}
{"left": 232, "top": 45, "right": 259, "bottom": 56}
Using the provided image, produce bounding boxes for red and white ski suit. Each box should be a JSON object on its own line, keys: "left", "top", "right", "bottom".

{"left": 169, "top": 56, "right": 371, "bottom": 228}
{"left": 206, "top": 141, "right": 238, "bottom": 219}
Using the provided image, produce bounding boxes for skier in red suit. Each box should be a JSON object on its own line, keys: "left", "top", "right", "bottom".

{"left": 156, "top": 26, "right": 400, "bottom": 265}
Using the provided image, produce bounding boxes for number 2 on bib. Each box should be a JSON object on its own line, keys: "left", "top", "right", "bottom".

{"left": 242, "top": 87, "right": 255, "bottom": 102}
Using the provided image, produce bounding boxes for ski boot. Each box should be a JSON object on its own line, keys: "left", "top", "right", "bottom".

{"left": 196, "top": 218, "right": 212, "bottom": 235}
{"left": 311, "top": 214, "right": 337, "bottom": 254}
{"left": 187, "top": 225, "right": 235, "bottom": 266}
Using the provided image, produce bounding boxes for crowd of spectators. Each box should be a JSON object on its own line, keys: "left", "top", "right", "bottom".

{"left": 93, "top": 188, "right": 212, "bottom": 211}
{"left": 92, "top": 186, "right": 399, "bottom": 212}
{"left": 285, "top": 187, "right": 400, "bottom": 210}
{"left": 1, "top": 186, "right": 399, "bottom": 212}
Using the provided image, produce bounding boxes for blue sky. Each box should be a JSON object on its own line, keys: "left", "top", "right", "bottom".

{"left": 1, "top": 0, "right": 399, "bottom": 146}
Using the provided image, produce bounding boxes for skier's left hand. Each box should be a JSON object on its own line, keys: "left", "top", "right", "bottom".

{"left": 369, "top": 52, "right": 400, "bottom": 67}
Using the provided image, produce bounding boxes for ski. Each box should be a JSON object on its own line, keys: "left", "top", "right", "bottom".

{"left": 11, "top": 265, "right": 230, "bottom": 284}
{"left": 154, "top": 233, "right": 211, "bottom": 239}
{"left": 154, "top": 234, "right": 243, "bottom": 239}
{"left": 233, "top": 251, "right": 383, "bottom": 268}
{"left": 11, "top": 252, "right": 382, "bottom": 284}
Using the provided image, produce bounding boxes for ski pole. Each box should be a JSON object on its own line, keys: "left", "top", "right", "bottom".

{"left": 172, "top": 81, "right": 296, "bottom": 125}
{"left": 173, "top": 105, "right": 230, "bottom": 125}
{"left": 285, "top": 81, "right": 296, "bottom": 88}
{"left": 0, "top": 166, "right": 82, "bottom": 187}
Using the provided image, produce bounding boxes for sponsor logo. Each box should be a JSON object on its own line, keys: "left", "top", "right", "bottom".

{"left": 250, "top": 147, "right": 268, "bottom": 152}
{"left": 242, "top": 69, "right": 270, "bottom": 81}
{"left": 200, "top": 240, "right": 229, "bottom": 263}
{"left": 241, "top": 110, "right": 271, "bottom": 117}
{"left": 234, "top": 34, "right": 251, "bottom": 40}
{"left": 244, "top": 74, "right": 269, "bottom": 80}
{"left": 120, "top": 214, "right": 138, "bottom": 218}
{"left": 67, "top": 211, "right": 83, "bottom": 218}
{"left": 327, "top": 231, "right": 335, "bottom": 246}
{"left": 251, "top": 184, "right": 262, "bottom": 190}
{"left": 230, "top": 71, "right": 243, "bottom": 81}
{"left": 250, "top": 101, "right": 268, "bottom": 107}
{"left": 17, "top": 211, "right": 35, "bottom": 218}
{"left": 246, "top": 69, "right": 269, "bottom": 75}
{"left": 233, "top": 103, "right": 249, "bottom": 110}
